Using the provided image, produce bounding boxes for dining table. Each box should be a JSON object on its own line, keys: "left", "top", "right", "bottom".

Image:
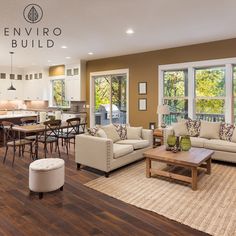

{"left": 12, "top": 122, "right": 87, "bottom": 159}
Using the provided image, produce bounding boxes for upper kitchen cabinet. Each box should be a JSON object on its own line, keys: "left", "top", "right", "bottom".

{"left": 23, "top": 71, "right": 49, "bottom": 101}
{"left": 65, "top": 61, "right": 86, "bottom": 101}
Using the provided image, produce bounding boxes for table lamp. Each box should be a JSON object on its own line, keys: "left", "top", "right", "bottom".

{"left": 157, "top": 104, "right": 170, "bottom": 128}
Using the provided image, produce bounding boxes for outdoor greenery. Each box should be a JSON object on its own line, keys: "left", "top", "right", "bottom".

{"left": 94, "top": 75, "right": 127, "bottom": 111}
{"left": 163, "top": 70, "right": 188, "bottom": 117}
{"left": 52, "top": 80, "right": 69, "bottom": 107}
{"left": 195, "top": 68, "right": 225, "bottom": 114}
{"left": 163, "top": 68, "right": 225, "bottom": 117}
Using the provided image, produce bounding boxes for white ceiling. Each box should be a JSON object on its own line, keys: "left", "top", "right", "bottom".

{"left": 0, "top": 0, "right": 236, "bottom": 68}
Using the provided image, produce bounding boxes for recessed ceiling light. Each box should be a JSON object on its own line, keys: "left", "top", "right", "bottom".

{"left": 65, "top": 56, "right": 71, "bottom": 59}
{"left": 61, "top": 45, "right": 67, "bottom": 49}
{"left": 88, "top": 52, "right": 94, "bottom": 55}
{"left": 126, "top": 28, "right": 134, "bottom": 35}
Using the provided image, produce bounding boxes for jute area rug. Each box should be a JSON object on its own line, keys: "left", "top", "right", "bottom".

{"left": 85, "top": 161, "right": 236, "bottom": 236}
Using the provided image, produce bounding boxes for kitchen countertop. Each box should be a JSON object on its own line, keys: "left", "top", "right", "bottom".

{"left": 0, "top": 114, "right": 38, "bottom": 120}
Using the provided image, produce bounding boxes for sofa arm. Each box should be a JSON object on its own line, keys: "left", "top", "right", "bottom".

{"left": 163, "top": 127, "right": 174, "bottom": 145}
{"left": 142, "top": 129, "right": 153, "bottom": 147}
{"left": 75, "top": 134, "right": 113, "bottom": 172}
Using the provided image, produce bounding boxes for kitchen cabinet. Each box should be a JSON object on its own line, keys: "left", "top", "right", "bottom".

{"left": 65, "top": 78, "right": 82, "bottom": 101}
{"left": 65, "top": 61, "right": 86, "bottom": 101}
{"left": 24, "top": 79, "right": 49, "bottom": 101}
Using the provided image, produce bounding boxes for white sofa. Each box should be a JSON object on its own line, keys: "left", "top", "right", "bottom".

{"left": 163, "top": 125, "right": 236, "bottom": 164}
{"left": 75, "top": 129, "right": 153, "bottom": 177}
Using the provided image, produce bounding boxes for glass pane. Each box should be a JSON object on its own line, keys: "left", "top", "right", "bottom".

{"left": 163, "top": 70, "right": 188, "bottom": 97}
{"left": 164, "top": 99, "right": 188, "bottom": 124}
{"left": 195, "top": 67, "right": 225, "bottom": 97}
{"left": 111, "top": 74, "right": 127, "bottom": 124}
{"left": 195, "top": 99, "right": 225, "bottom": 121}
{"left": 52, "top": 80, "right": 69, "bottom": 107}
{"left": 94, "top": 76, "right": 111, "bottom": 125}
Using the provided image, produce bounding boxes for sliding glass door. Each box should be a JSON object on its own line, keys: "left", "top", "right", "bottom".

{"left": 90, "top": 69, "right": 128, "bottom": 126}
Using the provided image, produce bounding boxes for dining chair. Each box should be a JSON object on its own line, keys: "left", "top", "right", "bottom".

{"left": 20, "top": 116, "right": 38, "bottom": 141}
{"left": 2, "top": 121, "right": 34, "bottom": 166}
{"left": 59, "top": 117, "right": 82, "bottom": 155}
{"left": 38, "top": 119, "right": 61, "bottom": 158}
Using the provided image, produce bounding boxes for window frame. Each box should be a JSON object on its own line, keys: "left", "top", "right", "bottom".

{"left": 158, "top": 58, "right": 234, "bottom": 126}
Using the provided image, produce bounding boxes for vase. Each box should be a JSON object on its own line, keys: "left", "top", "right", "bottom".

{"left": 180, "top": 136, "right": 191, "bottom": 151}
{"left": 167, "top": 135, "right": 177, "bottom": 147}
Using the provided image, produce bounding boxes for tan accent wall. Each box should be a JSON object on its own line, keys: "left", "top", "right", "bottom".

{"left": 49, "top": 65, "right": 65, "bottom": 76}
{"left": 86, "top": 38, "right": 236, "bottom": 128}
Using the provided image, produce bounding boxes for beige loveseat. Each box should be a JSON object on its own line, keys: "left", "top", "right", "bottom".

{"left": 75, "top": 125, "right": 153, "bottom": 177}
{"left": 163, "top": 120, "right": 236, "bottom": 164}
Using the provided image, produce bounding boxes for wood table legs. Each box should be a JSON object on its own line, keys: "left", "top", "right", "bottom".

{"left": 206, "top": 158, "right": 211, "bottom": 174}
{"left": 191, "top": 167, "right": 198, "bottom": 191}
{"left": 146, "top": 157, "right": 151, "bottom": 178}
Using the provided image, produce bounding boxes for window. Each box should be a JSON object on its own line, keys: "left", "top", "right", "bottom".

{"left": 159, "top": 58, "right": 236, "bottom": 125}
{"left": 163, "top": 70, "right": 188, "bottom": 123}
{"left": 195, "top": 67, "right": 225, "bottom": 121}
{"left": 51, "top": 79, "right": 69, "bottom": 107}
{"left": 90, "top": 69, "right": 128, "bottom": 127}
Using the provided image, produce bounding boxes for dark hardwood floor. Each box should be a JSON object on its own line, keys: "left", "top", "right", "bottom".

{"left": 0, "top": 144, "right": 210, "bottom": 236}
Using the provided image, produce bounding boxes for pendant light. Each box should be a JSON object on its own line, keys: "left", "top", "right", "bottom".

{"left": 8, "top": 52, "right": 16, "bottom": 91}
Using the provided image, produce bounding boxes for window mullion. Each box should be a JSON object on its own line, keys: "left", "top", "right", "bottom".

{"left": 225, "top": 64, "right": 233, "bottom": 123}
{"left": 188, "top": 67, "right": 195, "bottom": 119}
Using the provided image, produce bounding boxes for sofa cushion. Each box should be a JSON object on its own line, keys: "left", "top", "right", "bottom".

{"left": 204, "top": 139, "right": 236, "bottom": 153}
{"left": 199, "top": 121, "right": 221, "bottom": 139}
{"left": 173, "top": 121, "right": 189, "bottom": 136}
{"left": 116, "top": 139, "right": 149, "bottom": 150}
{"left": 186, "top": 119, "right": 201, "bottom": 137}
{"left": 101, "top": 124, "right": 121, "bottom": 142}
{"left": 190, "top": 137, "right": 208, "bottom": 148}
{"left": 127, "top": 127, "right": 142, "bottom": 140}
{"left": 113, "top": 144, "right": 134, "bottom": 159}
{"left": 220, "top": 123, "right": 235, "bottom": 141}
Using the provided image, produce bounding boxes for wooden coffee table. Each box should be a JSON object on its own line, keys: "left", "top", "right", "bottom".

{"left": 144, "top": 146, "right": 214, "bottom": 190}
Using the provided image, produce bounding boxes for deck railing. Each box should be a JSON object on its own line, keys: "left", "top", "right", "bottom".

{"left": 165, "top": 112, "right": 225, "bottom": 125}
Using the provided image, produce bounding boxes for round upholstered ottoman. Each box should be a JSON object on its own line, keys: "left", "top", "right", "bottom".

{"left": 29, "top": 158, "right": 65, "bottom": 199}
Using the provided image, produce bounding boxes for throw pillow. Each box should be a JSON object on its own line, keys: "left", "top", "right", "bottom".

{"left": 127, "top": 127, "right": 142, "bottom": 140}
{"left": 186, "top": 119, "right": 201, "bottom": 137}
{"left": 101, "top": 124, "right": 121, "bottom": 142}
{"left": 199, "top": 121, "right": 221, "bottom": 139}
{"left": 220, "top": 123, "right": 234, "bottom": 141}
{"left": 173, "top": 121, "right": 189, "bottom": 136}
{"left": 87, "top": 127, "right": 99, "bottom": 136}
{"left": 113, "top": 123, "right": 129, "bottom": 140}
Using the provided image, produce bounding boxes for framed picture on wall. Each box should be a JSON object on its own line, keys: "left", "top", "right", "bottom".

{"left": 138, "top": 82, "right": 147, "bottom": 95}
{"left": 138, "top": 98, "right": 147, "bottom": 111}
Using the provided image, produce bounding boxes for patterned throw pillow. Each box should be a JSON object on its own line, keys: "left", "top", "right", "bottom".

{"left": 87, "top": 127, "right": 99, "bottom": 136}
{"left": 219, "top": 123, "right": 235, "bottom": 141}
{"left": 113, "top": 124, "right": 128, "bottom": 140}
{"left": 186, "top": 119, "right": 201, "bottom": 137}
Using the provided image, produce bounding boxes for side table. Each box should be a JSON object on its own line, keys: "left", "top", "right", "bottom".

{"left": 153, "top": 128, "right": 164, "bottom": 147}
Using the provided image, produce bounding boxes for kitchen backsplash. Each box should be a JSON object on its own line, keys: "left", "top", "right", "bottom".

{"left": 0, "top": 100, "right": 86, "bottom": 113}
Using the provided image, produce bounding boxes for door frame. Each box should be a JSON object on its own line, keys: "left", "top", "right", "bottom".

{"left": 89, "top": 69, "right": 129, "bottom": 127}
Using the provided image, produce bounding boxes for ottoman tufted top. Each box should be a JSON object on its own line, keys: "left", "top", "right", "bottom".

{"left": 30, "top": 158, "right": 65, "bottom": 172}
